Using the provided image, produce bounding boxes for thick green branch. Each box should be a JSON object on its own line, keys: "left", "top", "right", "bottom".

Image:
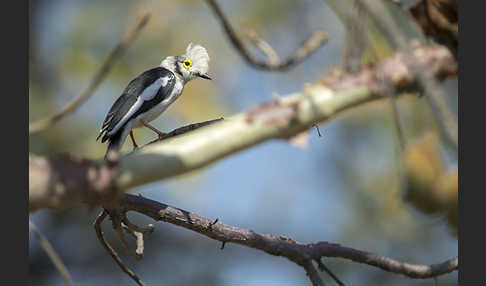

{"left": 116, "top": 44, "right": 456, "bottom": 190}
{"left": 116, "top": 85, "right": 371, "bottom": 189}
{"left": 29, "top": 44, "right": 456, "bottom": 211}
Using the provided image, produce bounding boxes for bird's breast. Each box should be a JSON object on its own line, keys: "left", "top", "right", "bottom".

{"left": 132, "top": 80, "right": 184, "bottom": 127}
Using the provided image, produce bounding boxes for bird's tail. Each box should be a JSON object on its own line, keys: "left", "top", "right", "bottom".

{"left": 104, "top": 130, "right": 124, "bottom": 162}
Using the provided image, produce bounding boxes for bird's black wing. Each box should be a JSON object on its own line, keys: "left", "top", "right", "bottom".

{"left": 96, "top": 67, "right": 175, "bottom": 143}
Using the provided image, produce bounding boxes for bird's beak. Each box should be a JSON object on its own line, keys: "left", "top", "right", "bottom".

{"left": 198, "top": 73, "right": 212, "bottom": 80}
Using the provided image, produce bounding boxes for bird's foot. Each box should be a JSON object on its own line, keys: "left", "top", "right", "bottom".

{"left": 141, "top": 120, "right": 166, "bottom": 141}
{"left": 157, "top": 132, "right": 166, "bottom": 141}
{"left": 130, "top": 131, "right": 139, "bottom": 150}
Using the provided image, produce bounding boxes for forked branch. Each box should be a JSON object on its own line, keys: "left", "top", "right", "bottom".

{"left": 205, "top": 0, "right": 328, "bottom": 71}
{"left": 94, "top": 194, "right": 458, "bottom": 285}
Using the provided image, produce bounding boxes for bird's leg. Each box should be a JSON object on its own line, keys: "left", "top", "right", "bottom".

{"left": 141, "top": 120, "right": 166, "bottom": 140}
{"left": 129, "top": 131, "right": 138, "bottom": 150}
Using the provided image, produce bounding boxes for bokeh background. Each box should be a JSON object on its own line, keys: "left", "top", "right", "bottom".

{"left": 29, "top": 0, "right": 458, "bottom": 285}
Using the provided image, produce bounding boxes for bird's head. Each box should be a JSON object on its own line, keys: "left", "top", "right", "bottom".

{"left": 161, "top": 43, "right": 211, "bottom": 83}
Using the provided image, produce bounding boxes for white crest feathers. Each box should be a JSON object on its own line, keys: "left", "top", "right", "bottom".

{"left": 185, "top": 43, "right": 210, "bottom": 74}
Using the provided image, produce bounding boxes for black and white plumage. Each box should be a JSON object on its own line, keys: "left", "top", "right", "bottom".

{"left": 97, "top": 43, "right": 211, "bottom": 159}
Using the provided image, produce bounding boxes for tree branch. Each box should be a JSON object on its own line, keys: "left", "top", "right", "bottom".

{"left": 28, "top": 119, "right": 223, "bottom": 212}
{"left": 29, "top": 13, "right": 151, "bottom": 134}
{"left": 205, "top": 0, "right": 328, "bottom": 71}
{"left": 29, "top": 44, "right": 457, "bottom": 212}
{"left": 29, "top": 153, "right": 120, "bottom": 212}
{"left": 103, "top": 194, "right": 457, "bottom": 283}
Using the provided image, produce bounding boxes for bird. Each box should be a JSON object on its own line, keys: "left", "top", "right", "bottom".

{"left": 96, "top": 43, "right": 211, "bottom": 159}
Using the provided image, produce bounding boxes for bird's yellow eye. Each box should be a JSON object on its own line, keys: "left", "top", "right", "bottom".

{"left": 183, "top": 58, "right": 192, "bottom": 69}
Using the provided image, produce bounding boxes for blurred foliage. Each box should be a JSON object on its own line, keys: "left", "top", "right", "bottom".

{"left": 404, "top": 132, "right": 458, "bottom": 232}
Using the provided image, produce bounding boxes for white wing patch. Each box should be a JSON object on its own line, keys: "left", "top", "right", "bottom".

{"left": 140, "top": 77, "right": 165, "bottom": 101}
{"left": 107, "top": 97, "right": 144, "bottom": 136}
{"left": 108, "top": 77, "right": 167, "bottom": 136}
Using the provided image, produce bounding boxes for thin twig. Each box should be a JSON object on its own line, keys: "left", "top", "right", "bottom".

{"left": 29, "top": 221, "right": 73, "bottom": 286}
{"left": 205, "top": 0, "right": 328, "bottom": 71}
{"left": 388, "top": 92, "right": 406, "bottom": 151}
{"left": 133, "top": 231, "right": 145, "bottom": 258}
{"left": 313, "top": 124, "right": 322, "bottom": 137}
{"left": 417, "top": 67, "right": 458, "bottom": 149}
{"left": 29, "top": 13, "right": 151, "bottom": 134}
{"left": 316, "top": 259, "right": 346, "bottom": 286}
{"left": 342, "top": 0, "right": 368, "bottom": 73}
{"left": 114, "top": 216, "right": 141, "bottom": 261}
{"left": 380, "top": 73, "right": 409, "bottom": 196}
{"left": 388, "top": 93, "right": 410, "bottom": 196}
{"left": 377, "top": 66, "right": 407, "bottom": 151}
{"left": 303, "top": 260, "right": 326, "bottom": 286}
{"left": 94, "top": 210, "right": 146, "bottom": 286}
{"left": 246, "top": 29, "right": 280, "bottom": 65}
{"left": 107, "top": 209, "right": 142, "bottom": 260}
{"left": 121, "top": 223, "right": 145, "bottom": 258}
{"left": 138, "top": 117, "right": 224, "bottom": 149}
{"left": 122, "top": 212, "right": 154, "bottom": 234}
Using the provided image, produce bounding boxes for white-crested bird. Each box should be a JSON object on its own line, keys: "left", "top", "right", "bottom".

{"left": 96, "top": 43, "right": 211, "bottom": 159}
